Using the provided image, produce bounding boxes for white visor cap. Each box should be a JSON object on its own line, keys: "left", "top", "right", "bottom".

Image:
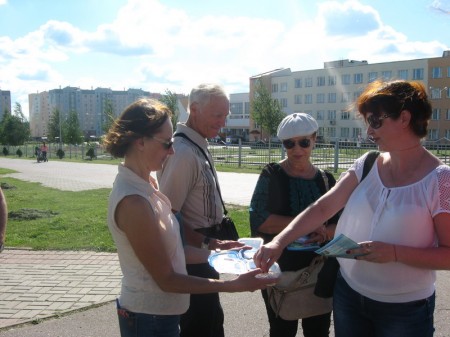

{"left": 277, "top": 113, "right": 319, "bottom": 140}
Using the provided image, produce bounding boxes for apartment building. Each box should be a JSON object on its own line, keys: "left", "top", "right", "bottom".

{"left": 0, "top": 90, "right": 11, "bottom": 119}
{"left": 249, "top": 51, "right": 450, "bottom": 143}
{"left": 29, "top": 86, "right": 155, "bottom": 139}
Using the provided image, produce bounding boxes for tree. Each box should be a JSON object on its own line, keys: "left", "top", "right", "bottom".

{"left": 102, "top": 99, "right": 115, "bottom": 134}
{"left": 64, "top": 110, "right": 83, "bottom": 145}
{"left": 48, "top": 108, "right": 62, "bottom": 143}
{"left": 13, "top": 102, "right": 26, "bottom": 122}
{"left": 160, "top": 89, "right": 179, "bottom": 128}
{"left": 0, "top": 103, "right": 30, "bottom": 145}
{"left": 251, "top": 80, "right": 285, "bottom": 141}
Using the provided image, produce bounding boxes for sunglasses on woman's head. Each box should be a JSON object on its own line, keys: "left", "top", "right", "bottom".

{"left": 282, "top": 138, "right": 311, "bottom": 149}
{"left": 367, "top": 113, "right": 391, "bottom": 129}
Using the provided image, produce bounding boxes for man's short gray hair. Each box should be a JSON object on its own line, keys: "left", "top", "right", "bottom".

{"left": 188, "top": 83, "right": 228, "bottom": 113}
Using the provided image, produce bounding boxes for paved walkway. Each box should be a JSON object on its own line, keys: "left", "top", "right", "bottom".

{"left": 0, "top": 158, "right": 450, "bottom": 336}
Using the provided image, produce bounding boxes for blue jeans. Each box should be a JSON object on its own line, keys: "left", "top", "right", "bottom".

{"left": 333, "top": 273, "right": 435, "bottom": 337}
{"left": 116, "top": 299, "right": 180, "bottom": 337}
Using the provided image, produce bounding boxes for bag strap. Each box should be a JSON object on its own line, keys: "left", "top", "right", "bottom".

{"left": 319, "top": 169, "right": 329, "bottom": 192}
{"left": 362, "top": 150, "right": 380, "bottom": 182}
{"left": 174, "top": 132, "right": 228, "bottom": 215}
{"left": 290, "top": 256, "right": 324, "bottom": 287}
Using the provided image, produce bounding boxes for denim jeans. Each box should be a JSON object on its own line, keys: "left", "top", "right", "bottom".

{"left": 116, "top": 299, "right": 180, "bottom": 337}
{"left": 333, "top": 273, "right": 435, "bottom": 337}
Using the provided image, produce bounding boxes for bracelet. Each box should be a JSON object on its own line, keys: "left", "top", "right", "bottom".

{"left": 393, "top": 244, "right": 398, "bottom": 262}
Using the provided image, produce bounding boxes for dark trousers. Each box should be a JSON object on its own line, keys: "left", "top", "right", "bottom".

{"left": 261, "top": 288, "right": 331, "bottom": 337}
{"left": 180, "top": 263, "right": 224, "bottom": 337}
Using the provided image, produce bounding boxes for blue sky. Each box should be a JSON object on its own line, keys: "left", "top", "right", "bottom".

{"left": 1, "top": 0, "right": 449, "bottom": 118}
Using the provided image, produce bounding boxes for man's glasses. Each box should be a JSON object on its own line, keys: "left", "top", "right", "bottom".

{"left": 367, "top": 114, "right": 391, "bottom": 129}
{"left": 282, "top": 138, "right": 311, "bottom": 149}
{"left": 150, "top": 136, "right": 174, "bottom": 149}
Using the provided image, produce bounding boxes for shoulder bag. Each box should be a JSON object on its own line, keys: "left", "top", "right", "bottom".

{"left": 266, "top": 169, "right": 332, "bottom": 320}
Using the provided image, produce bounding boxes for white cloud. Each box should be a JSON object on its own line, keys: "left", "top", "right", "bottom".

{"left": 1, "top": 0, "right": 449, "bottom": 120}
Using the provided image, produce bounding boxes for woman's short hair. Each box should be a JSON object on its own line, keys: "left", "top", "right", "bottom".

{"left": 103, "top": 98, "right": 171, "bottom": 158}
{"left": 357, "top": 80, "right": 432, "bottom": 138}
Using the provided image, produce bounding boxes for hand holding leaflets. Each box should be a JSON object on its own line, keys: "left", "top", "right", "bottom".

{"left": 315, "top": 234, "right": 368, "bottom": 258}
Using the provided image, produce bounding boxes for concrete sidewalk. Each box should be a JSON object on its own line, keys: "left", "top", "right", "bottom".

{"left": 0, "top": 158, "right": 450, "bottom": 336}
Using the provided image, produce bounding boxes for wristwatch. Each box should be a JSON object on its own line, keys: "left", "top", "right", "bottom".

{"left": 201, "top": 237, "right": 211, "bottom": 250}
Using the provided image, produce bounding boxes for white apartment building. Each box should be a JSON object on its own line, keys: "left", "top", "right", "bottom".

{"left": 249, "top": 51, "right": 450, "bottom": 143}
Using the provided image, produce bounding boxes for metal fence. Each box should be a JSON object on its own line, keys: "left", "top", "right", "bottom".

{"left": 2, "top": 140, "right": 449, "bottom": 173}
{"left": 0, "top": 143, "right": 113, "bottom": 161}
{"left": 209, "top": 140, "right": 450, "bottom": 172}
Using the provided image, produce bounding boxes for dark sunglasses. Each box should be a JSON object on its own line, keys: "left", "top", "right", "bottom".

{"left": 150, "top": 136, "right": 174, "bottom": 149}
{"left": 282, "top": 138, "right": 311, "bottom": 149}
{"left": 367, "top": 114, "right": 391, "bottom": 129}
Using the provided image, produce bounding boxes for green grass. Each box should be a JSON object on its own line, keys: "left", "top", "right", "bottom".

{"left": 1, "top": 175, "right": 252, "bottom": 251}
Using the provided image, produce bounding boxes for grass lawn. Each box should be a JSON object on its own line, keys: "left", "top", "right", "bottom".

{"left": 0, "top": 170, "right": 252, "bottom": 252}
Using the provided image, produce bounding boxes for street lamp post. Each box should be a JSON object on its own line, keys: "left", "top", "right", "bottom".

{"left": 429, "top": 86, "right": 448, "bottom": 142}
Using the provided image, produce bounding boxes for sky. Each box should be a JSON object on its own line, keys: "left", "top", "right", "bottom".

{"left": 1, "top": 0, "right": 449, "bottom": 119}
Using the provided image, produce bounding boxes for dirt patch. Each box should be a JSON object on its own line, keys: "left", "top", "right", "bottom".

{"left": 8, "top": 208, "right": 59, "bottom": 220}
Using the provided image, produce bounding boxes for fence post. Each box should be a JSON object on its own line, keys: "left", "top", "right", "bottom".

{"left": 238, "top": 138, "right": 242, "bottom": 168}
{"left": 334, "top": 141, "right": 339, "bottom": 173}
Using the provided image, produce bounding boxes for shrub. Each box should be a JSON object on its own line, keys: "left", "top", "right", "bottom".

{"left": 86, "top": 147, "right": 96, "bottom": 160}
{"left": 2, "top": 147, "right": 8, "bottom": 156}
{"left": 56, "top": 148, "right": 65, "bottom": 159}
{"left": 16, "top": 148, "right": 23, "bottom": 157}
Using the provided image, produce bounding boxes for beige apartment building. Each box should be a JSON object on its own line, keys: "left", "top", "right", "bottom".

{"left": 249, "top": 51, "right": 450, "bottom": 143}
{"left": 29, "top": 86, "right": 156, "bottom": 139}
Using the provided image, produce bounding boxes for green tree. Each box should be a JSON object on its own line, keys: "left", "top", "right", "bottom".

{"left": 48, "top": 108, "right": 63, "bottom": 143}
{"left": 64, "top": 110, "right": 83, "bottom": 145}
{"left": 160, "top": 89, "right": 179, "bottom": 128}
{"left": 251, "top": 80, "right": 285, "bottom": 141}
{"left": 102, "top": 99, "right": 115, "bottom": 134}
{"left": 0, "top": 103, "right": 30, "bottom": 145}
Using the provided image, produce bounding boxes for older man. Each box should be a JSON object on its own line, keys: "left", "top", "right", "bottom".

{"left": 158, "top": 83, "right": 241, "bottom": 337}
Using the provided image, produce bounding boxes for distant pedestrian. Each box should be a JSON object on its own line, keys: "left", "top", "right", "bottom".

{"left": 40, "top": 142, "right": 48, "bottom": 162}
{"left": 0, "top": 187, "right": 7, "bottom": 253}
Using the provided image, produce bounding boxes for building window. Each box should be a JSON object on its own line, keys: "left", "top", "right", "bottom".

{"left": 341, "top": 127, "right": 350, "bottom": 138}
{"left": 341, "top": 92, "right": 350, "bottom": 103}
{"left": 431, "top": 88, "right": 447, "bottom": 99}
{"left": 432, "top": 67, "right": 442, "bottom": 78}
{"left": 272, "top": 83, "right": 278, "bottom": 93}
{"left": 368, "top": 72, "right": 378, "bottom": 82}
{"left": 280, "top": 82, "right": 288, "bottom": 92}
{"left": 328, "top": 75, "right": 336, "bottom": 86}
{"left": 295, "top": 78, "right": 302, "bottom": 88}
{"left": 381, "top": 71, "right": 392, "bottom": 80}
{"left": 280, "top": 98, "right": 288, "bottom": 108}
{"left": 432, "top": 109, "right": 440, "bottom": 120}
{"left": 328, "top": 110, "right": 336, "bottom": 120}
{"left": 447, "top": 109, "right": 450, "bottom": 120}
{"left": 413, "top": 68, "right": 424, "bottom": 80}
{"left": 446, "top": 129, "right": 450, "bottom": 138}
{"left": 305, "top": 94, "right": 313, "bottom": 104}
{"left": 448, "top": 67, "right": 450, "bottom": 77}
{"left": 341, "top": 74, "right": 351, "bottom": 85}
{"left": 328, "top": 92, "right": 336, "bottom": 103}
{"left": 317, "top": 76, "right": 325, "bottom": 86}
{"left": 316, "top": 93, "right": 325, "bottom": 103}
{"left": 294, "top": 94, "right": 302, "bottom": 104}
{"left": 353, "top": 90, "right": 363, "bottom": 101}
{"left": 305, "top": 77, "right": 313, "bottom": 87}
{"left": 329, "top": 127, "right": 336, "bottom": 138}
{"left": 230, "top": 102, "right": 243, "bottom": 114}
{"left": 398, "top": 69, "right": 408, "bottom": 80}
{"left": 352, "top": 128, "right": 362, "bottom": 139}
{"left": 317, "top": 110, "right": 325, "bottom": 120}
{"left": 341, "top": 111, "right": 350, "bottom": 120}
{"left": 354, "top": 73, "right": 363, "bottom": 84}
{"left": 427, "top": 129, "right": 438, "bottom": 140}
